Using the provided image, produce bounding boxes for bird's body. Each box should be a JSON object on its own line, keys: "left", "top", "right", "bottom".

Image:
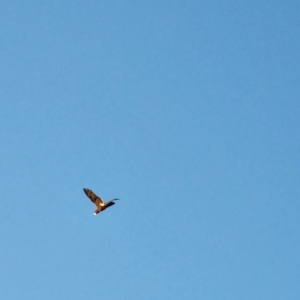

{"left": 83, "top": 188, "right": 119, "bottom": 215}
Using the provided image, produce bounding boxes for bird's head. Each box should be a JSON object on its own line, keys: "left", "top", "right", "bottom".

{"left": 94, "top": 209, "right": 101, "bottom": 215}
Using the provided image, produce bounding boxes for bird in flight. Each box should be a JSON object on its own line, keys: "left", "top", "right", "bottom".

{"left": 83, "top": 188, "right": 120, "bottom": 215}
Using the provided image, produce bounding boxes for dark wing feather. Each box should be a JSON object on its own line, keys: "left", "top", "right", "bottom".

{"left": 102, "top": 201, "right": 115, "bottom": 211}
{"left": 83, "top": 188, "right": 104, "bottom": 207}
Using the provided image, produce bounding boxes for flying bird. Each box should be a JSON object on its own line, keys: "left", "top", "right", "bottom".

{"left": 83, "top": 188, "right": 120, "bottom": 215}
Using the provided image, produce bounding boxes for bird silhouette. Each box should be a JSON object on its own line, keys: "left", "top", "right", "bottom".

{"left": 83, "top": 188, "right": 120, "bottom": 215}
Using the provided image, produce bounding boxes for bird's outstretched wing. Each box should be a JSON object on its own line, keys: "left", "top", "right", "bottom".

{"left": 83, "top": 188, "right": 103, "bottom": 206}
{"left": 103, "top": 201, "right": 115, "bottom": 210}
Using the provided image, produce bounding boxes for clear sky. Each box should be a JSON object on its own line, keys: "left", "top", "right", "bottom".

{"left": 0, "top": 1, "right": 299, "bottom": 299}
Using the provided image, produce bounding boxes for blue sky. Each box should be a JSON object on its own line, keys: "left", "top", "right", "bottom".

{"left": 0, "top": 1, "right": 299, "bottom": 299}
